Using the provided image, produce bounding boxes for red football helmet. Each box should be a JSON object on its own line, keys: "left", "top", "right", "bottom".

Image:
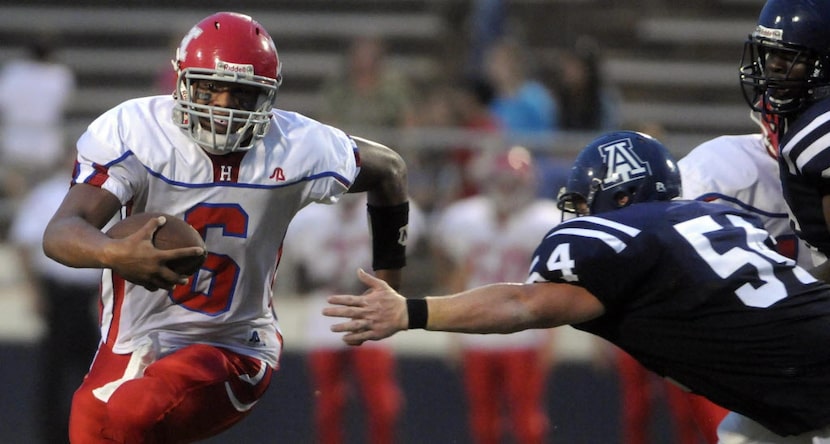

{"left": 474, "top": 146, "right": 537, "bottom": 216}
{"left": 172, "top": 12, "right": 282, "bottom": 154}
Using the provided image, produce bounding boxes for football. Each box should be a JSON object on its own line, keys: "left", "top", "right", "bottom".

{"left": 106, "top": 212, "right": 207, "bottom": 275}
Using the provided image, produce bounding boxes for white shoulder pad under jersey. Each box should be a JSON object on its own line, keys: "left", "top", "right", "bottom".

{"left": 72, "top": 96, "right": 360, "bottom": 366}
{"left": 679, "top": 133, "right": 812, "bottom": 267}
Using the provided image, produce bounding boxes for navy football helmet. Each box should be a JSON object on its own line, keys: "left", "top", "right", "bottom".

{"left": 740, "top": 0, "right": 830, "bottom": 116}
{"left": 557, "top": 131, "right": 681, "bottom": 216}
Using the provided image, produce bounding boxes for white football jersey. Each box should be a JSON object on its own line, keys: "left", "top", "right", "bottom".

{"left": 433, "top": 195, "right": 561, "bottom": 349}
{"left": 73, "top": 95, "right": 360, "bottom": 366}
{"left": 679, "top": 134, "right": 814, "bottom": 267}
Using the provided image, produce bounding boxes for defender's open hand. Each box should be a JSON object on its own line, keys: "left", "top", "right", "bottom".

{"left": 323, "top": 269, "right": 409, "bottom": 345}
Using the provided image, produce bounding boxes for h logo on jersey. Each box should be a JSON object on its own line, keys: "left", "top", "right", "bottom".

{"left": 219, "top": 165, "right": 233, "bottom": 182}
{"left": 597, "top": 138, "right": 650, "bottom": 190}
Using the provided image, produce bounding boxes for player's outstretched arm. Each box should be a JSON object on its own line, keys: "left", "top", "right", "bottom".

{"left": 324, "top": 269, "right": 606, "bottom": 346}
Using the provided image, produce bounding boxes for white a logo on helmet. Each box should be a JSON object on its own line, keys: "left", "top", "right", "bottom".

{"left": 597, "top": 138, "right": 650, "bottom": 190}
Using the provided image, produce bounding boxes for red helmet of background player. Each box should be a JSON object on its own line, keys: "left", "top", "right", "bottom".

{"left": 172, "top": 12, "right": 283, "bottom": 154}
{"left": 474, "top": 146, "right": 537, "bottom": 217}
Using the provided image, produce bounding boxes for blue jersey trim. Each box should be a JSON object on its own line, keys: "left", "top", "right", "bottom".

{"left": 144, "top": 166, "right": 352, "bottom": 189}
{"left": 98, "top": 150, "right": 354, "bottom": 189}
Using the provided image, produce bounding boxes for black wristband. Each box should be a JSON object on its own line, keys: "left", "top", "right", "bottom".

{"left": 407, "top": 298, "right": 428, "bottom": 329}
{"left": 367, "top": 202, "right": 409, "bottom": 270}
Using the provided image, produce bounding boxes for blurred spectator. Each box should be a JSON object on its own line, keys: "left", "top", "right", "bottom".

{"left": 319, "top": 35, "right": 415, "bottom": 130}
{"left": 403, "top": 83, "right": 460, "bottom": 215}
{"left": 0, "top": 34, "right": 75, "bottom": 198}
{"left": 405, "top": 77, "right": 502, "bottom": 215}
{"left": 431, "top": 146, "right": 560, "bottom": 444}
{"left": 282, "top": 193, "right": 425, "bottom": 444}
{"left": 448, "top": 77, "right": 502, "bottom": 199}
{"left": 553, "top": 37, "right": 621, "bottom": 131}
{"left": 464, "top": 0, "right": 507, "bottom": 78}
{"left": 484, "top": 37, "right": 559, "bottom": 137}
{"left": 8, "top": 147, "right": 101, "bottom": 444}
{"left": 453, "top": 77, "right": 500, "bottom": 134}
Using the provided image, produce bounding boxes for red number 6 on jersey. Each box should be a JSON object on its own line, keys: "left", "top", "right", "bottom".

{"left": 170, "top": 203, "right": 248, "bottom": 315}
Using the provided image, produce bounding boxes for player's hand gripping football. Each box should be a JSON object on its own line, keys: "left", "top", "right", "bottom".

{"left": 106, "top": 216, "right": 205, "bottom": 292}
{"left": 324, "top": 269, "right": 409, "bottom": 345}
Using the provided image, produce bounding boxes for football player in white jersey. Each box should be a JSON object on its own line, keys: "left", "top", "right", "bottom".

{"left": 41, "top": 12, "right": 410, "bottom": 444}
{"left": 680, "top": 115, "right": 813, "bottom": 266}
{"left": 431, "top": 146, "right": 559, "bottom": 444}
{"left": 282, "top": 193, "right": 424, "bottom": 444}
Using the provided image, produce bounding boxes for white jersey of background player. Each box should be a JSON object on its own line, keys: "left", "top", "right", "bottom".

{"left": 283, "top": 193, "right": 424, "bottom": 347}
{"left": 679, "top": 121, "right": 814, "bottom": 267}
{"left": 432, "top": 147, "right": 562, "bottom": 348}
{"left": 430, "top": 147, "right": 561, "bottom": 443}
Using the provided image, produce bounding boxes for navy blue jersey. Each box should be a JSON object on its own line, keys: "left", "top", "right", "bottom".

{"left": 779, "top": 96, "right": 830, "bottom": 256}
{"left": 528, "top": 200, "right": 830, "bottom": 436}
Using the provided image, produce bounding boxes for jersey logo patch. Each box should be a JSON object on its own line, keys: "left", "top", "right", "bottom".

{"left": 597, "top": 138, "right": 650, "bottom": 190}
{"left": 219, "top": 165, "right": 234, "bottom": 181}
{"left": 207, "top": 151, "right": 245, "bottom": 183}
{"left": 269, "top": 167, "right": 285, "bottom": 181}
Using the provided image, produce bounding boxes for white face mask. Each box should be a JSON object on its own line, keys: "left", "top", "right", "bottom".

{"left": 191, "top": 120, "right": 245, "bottom": 155}
{"left": 173, "top": 68, "right": 279, "bottom": 154}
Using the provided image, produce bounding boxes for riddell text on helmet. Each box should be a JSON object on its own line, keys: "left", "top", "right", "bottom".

{"left": 215, "top": 61, "right": 255, "bottom": 78}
